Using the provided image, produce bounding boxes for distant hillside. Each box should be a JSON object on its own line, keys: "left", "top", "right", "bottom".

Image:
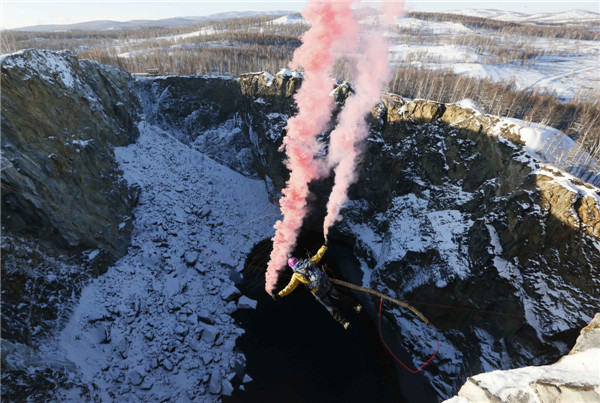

{"left": 446, "top": 9, "right": 600, "bottom": 26}
{"left": 9, "top": 10, "right": 295, "bottom": 32}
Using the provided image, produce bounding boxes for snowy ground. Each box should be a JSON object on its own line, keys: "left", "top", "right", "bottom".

{"left": 56, "top": 121, "right": 279, "bottom": 400}
{"left": 288, "top": 11, "right": 600, "bottom": 102}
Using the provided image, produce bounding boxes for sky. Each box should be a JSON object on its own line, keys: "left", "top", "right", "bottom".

{"left": 2, "top": 1, "right": 599, "bottom": 30}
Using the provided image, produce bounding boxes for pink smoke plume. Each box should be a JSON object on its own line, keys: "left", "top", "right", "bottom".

{"left": 265, "top": 0, "right": 360, "bottom": 293}
{"left": 323, "top": 4, "right": 405, "bottom": 236}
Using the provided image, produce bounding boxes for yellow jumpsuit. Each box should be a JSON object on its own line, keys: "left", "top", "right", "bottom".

{"left": 277, "top": 244, "right": 328, "bottom": 297}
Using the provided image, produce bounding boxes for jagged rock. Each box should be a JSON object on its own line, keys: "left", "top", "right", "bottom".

{"left": 3, "top": 51, "right": 600, "bottom": 403}
{"left": 571, "top": 313, "right": 600, "bottom": 354}
{"left": 237, "top": 296, "right": 257, "bottom": 310}
{"left": 199, "top": 206, "right": 212, "bottom": 218}
{"left": 225, "top": 301, "right": 237, "bottom": 314}
{"left": 194, "top": 263, "right": 207, "bottom": 274}
{"left": 87, "top": 309, "right": 111, "bottom": 323}
{"left": 189, "top": 340, "right": 202, "bottom": 352}
{"left": 183, "top": 251, "right": 198, "bottom": 266}
{"left": 201, "top": 353, "right": 213, "bottom": 365}
{"left": 199, "top": 324, "right": 219, "bottom": 345}
{"left": 221, "top": 380, "right": 234, "bottom": 396}
{"left": 243, "top": 374, "right": 253, "bottom": 384}
{"left": 117, "top": 339, "right": 129, "bottom": 359}
{"left": 174, "top": 325, "right": 188, "bottom": 337}
{"left": 128, "top": 370, "right": 144, "bottom": 386}
{"left": 196, "top": 309, "right": 214, "bottom": 324}
{"left": 208, "top": 368, "right": 222, "bottom": 394}
{"left": 91, "top": 325, "right": 110, "bottom": 344}
{"left": 161, "top": 358, "right": 174, "bottom": 371}
{"left": 140, "top": 380, "right": 153, "bottom": 390}
{"left": 221, "top": 285, "right": 241, "bottom": 302}
{"left": 187, "top": 313, "right": 198, "bottom": 326}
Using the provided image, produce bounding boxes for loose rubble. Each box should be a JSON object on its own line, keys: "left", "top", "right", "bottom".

{"left": 57, "top": 121, "right": 279, "bottom": 401}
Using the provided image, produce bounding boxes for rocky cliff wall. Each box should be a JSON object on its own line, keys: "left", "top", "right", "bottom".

{"left": 1, "top": 49, "right": 140, "bottom": 256}
{"left": 239, "top": 72, "right": 600, "bottom": 398}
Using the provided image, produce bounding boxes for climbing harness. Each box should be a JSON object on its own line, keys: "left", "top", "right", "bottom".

{"left": 331, "top": 278, "right": 439, "bottom": 373}
{"left": 295, "top": 260, "right": 331, "bottom": 292}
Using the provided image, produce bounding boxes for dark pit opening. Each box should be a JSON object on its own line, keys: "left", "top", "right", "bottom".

{"left": 226, "top": 232, "right": 437, "bottom": 402}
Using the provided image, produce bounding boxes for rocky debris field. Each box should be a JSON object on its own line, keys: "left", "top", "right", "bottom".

{"left": 56, "top": 122, "right": 279, "bottom": 401}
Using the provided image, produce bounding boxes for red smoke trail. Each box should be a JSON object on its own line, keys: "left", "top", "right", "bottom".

{"left": 323, "top": 5, "right": 405, "bottom": 235}
{"left": 265, "top": 0, "right": 360, "bottom": 293}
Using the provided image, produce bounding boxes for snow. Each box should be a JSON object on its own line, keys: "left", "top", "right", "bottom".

{"left": 485, "top": 224, "right": 502, "bottom": 255}
{"left": 386, "top": 14, "right": 600, "bottom": 102}
{"left": 453, "top": 99, "right": 484, "bottom": 115}
{"left": 276, "top": 68, "right": 302, "bottom": 78}
{"left": 72, "top": 139, "right": 92, "bottom": 147}
{"left": 349, "top": 192, "right": 473, "bottom": 292}
{"left": 389, "top": 44, "right": 479, "bottom": 64}
{"left": 446, "top": 348, "right": 600, "bottom": 403}
{"left": 155, "top": 26, "right": 216, "bottom": 41}
{"left": 446, "top": 9, "right": 600, "bottom": 25}
{"left": 270, "top": 15, "right": 308, "bottom": 25}
{"left": 57, "top": 118, "right": 280, "bottom": 400}
{"left": 1, "top": 49, "right": 77, "bottom": 89}
{"left": 493, "top": 117, "right": 600, "bottom": 186}
{"left": 262, "top": 71, "right": 275, "bottom": 86}
{"left": 395, "top": 17, "right": 471, "bottom": 33}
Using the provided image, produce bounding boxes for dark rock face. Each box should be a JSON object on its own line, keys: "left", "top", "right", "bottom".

{"left": 336, "top": 97, "right": 600, "bottom": 397}
{"left": 1, "top": 49, "right": 140, "bottom": 256}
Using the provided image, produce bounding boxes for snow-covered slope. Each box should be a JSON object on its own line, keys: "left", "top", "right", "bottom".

{"left": 270, "top": 15, "right": 308, "bottom": 25}
{"left": 56, "top": 121, "right": 279, "bottom": 400}
{"left": 446, "top": 9, "right": 600, "bottom": 25}
{"left": 445, "top": 313, "right": 600, "bottom": 402}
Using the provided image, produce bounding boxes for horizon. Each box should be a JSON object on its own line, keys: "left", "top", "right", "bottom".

{"left": 2, "top": 1, "right": 599, "bottom": 30}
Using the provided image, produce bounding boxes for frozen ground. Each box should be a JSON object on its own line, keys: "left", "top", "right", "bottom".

{"left": 56, "top": 120, "right": 279, "bottom": 400}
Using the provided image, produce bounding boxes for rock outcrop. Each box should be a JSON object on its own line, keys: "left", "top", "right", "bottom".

{"left": 445, "top": 313, "right": 600, "bottom": 403}
{"left": 1, "top": 49, "right": 140, "bottom": 256}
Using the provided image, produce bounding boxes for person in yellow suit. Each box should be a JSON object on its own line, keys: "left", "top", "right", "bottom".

{"left": 271, "top": 237, "right": 361, "bottom": 329}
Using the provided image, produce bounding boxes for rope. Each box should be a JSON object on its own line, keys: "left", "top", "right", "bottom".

{"left": 330, "top": 278, "right": 438, "bottom": 372}
{"left": 331, "top": 278, "right": 430, "bottom": 325}
{"left": 378, "top": 298, "right": 439, "bottom": 373}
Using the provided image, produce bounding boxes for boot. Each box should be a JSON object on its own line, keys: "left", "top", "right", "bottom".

{"left": 330, "top": 308, "right": 349, "bottom": 328}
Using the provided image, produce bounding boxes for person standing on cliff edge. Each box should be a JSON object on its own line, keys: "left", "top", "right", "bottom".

{"left": 270, "top": 237, "right": 362, "bottom": 329}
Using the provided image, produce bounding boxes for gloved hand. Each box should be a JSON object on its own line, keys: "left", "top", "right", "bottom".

{"left": 324, "top": 236, "right": 329, "bottom": 246}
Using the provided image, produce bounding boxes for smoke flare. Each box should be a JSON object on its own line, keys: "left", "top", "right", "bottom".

{"left": 323, "top": 5, "right": 404, "bottom": 235}
{"left": 265, "top": 0, "right": 360, "bottom": 293}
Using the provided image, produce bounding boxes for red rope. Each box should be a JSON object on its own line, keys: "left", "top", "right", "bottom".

{"left": 378, "top": 298, "right": 439, "bottom": 373}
